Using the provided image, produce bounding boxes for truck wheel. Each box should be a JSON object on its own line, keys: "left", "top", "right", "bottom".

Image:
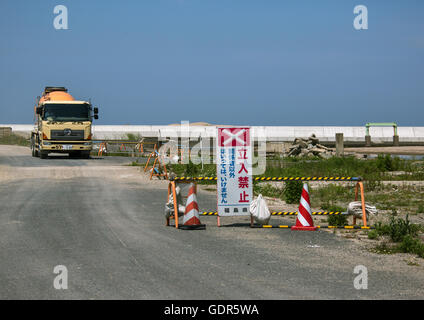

{"left": 31, "top": 138, "right": 37, "bottom": 157}
{"left": 32, "top": 145, "right": 39, "bottom": 157}
{"left": 40, "top": 151, "right": 48, "bottom": 159}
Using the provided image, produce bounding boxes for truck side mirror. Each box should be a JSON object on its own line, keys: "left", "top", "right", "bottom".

{"left": 94, "top": 114, "right": 99, "bottom": 120}
{"left": 94, "top": 107, "right": 99, "bottom": 114}
{"left": 36, "top": 107, "right": 43, "bottom": 115}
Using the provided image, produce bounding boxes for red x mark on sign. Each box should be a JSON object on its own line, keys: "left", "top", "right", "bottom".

{"left": 218, "top": 128, "right": 250, "bottom": 147}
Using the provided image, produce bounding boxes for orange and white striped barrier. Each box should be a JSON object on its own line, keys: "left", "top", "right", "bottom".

{"left": 291, "top": 183, "right": 318, "bottom": 231}
{"left": 179, "top": 183, "right": 206, "bottom": 230}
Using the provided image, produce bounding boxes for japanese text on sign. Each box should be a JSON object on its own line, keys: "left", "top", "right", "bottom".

{"left": 217, "top": 128, "right": 252, "bottom": 216}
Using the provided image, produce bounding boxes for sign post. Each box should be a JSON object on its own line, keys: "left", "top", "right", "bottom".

{"left": 217, "top": 127, "right": 253, "bottom": 226}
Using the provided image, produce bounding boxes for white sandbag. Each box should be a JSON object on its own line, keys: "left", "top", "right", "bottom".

{"left": 347, "top": 201, "right": 378, "bottom": 218}
{"left": 250, "top": 194, "right": 271, "bottom": 225}
{"left": 165, "top": 185, "right": 185, "bottom": 218}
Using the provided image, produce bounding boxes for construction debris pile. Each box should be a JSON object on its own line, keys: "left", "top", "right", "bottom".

{"left": 287, "top": 134, "right": 335, "bottom": 158}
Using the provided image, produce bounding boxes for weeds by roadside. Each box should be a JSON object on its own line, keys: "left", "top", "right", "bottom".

{"left": 125, "top": 133, "right": 142, "bottom": 141}
{"left": 0, "top": 133, "right": 30, "bottom": 147}
{"left": 254, "top": 183, "right": 284, "bottom": 200}
{"left": 368, "top": 212, "right": 424, "bottom": 258}
{"left": 169, "top": 155, "right": 424, "bottom": 181}
{"left": 375, "top": 211, "right": 420, "bottom": 242}
{"left": 264, "top": 155, "right": 424, "bottom": 181}
{"left": 283, "top": 180, "right": 303, "bottom": 204}
{"left": 320, "top": 204, "right": 348, "bottom": 226}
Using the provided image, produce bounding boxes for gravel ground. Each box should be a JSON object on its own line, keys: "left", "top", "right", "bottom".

{"left": 0, "top": 145, "right": 423, "bottom": 299}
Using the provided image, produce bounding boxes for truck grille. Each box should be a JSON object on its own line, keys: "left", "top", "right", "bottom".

{"left": 50, "top": 129, "right": 85, "bottom": 141}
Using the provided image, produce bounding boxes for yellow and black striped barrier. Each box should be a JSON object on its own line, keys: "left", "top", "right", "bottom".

{"left": 251, "top": 225, "right": 373, "bottom": 229}
{"left": 172, "top": 176, "right": 361, "bottom": 182}
{"left": 200, "top": 211, "right": 343, "bottom": 216}
{"left": 253, "top": 176, "right": 360, "bottom": 182}
{"left": 272, "top": 211, "right": 342, "bottom": 215}
{"left": 201, "top": 211, "right": 219, "bottom": 216}
{"left": 173, "top": 176, "right": 218, "bottom": 181}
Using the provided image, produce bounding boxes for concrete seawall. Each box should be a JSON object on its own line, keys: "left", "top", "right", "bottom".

{"left": 3, "top": 124, "right": 424, "bottom": 145}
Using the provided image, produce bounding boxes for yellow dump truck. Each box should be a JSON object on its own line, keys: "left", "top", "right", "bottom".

{"left": 31, "top": 87, "right": 99, "bottom": 159}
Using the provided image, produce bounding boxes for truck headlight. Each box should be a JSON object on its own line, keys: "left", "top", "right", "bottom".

{"left": 44, "top": 142, "right": 51, "bottom": 146}
{"left": 83, "top": 142, "right": 92, "bottom": 146}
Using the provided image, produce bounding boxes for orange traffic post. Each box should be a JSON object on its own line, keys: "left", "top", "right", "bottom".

{"left": 98, "top": 142, "right": 107, "bottom": 156}
{"left": 173, "top": 182, "right": 179, "bottom": 228}
{"left": 354, "top": 181, "right": 367, "bottom": 227}
{"left": 166, "top": 181, "right": 180, "bottom": 229}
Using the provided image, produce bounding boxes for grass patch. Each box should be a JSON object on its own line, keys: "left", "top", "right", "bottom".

{"left": 369, "top": 212, "right": 424, "bottom": 258}
{"left": 367, "top": 229, "right": 379, "bottom": 240}
{"left": 170, "top": 155, "right": 424, "bottom": 181}
{"left": 369, "top": 242, "right": 397, "bottom": 255}
{"left": 375, "top": 212, "right": 420, "bottom": 242}
{"left": 397, "top": 235, "right": 424, "bottom": 258}
{"left": 167, "top": 155, "right": 424, "bottom": 182}
{"left": 168, "top": 162, "right": 217, "bottom": 185}
{"left": 254, "top": 183, "right": 284, "bottom": 199}
{"left": 264, "top": 155, "right": 424, "bottom": 181}
{"left": 321, "top": 205, "right": 348, "bottom": 226}
{"left": 313, "top": 184, "right": 353, "bottom": 207}
{"left": 327, "top": 214, "right": 348, "bottom": 226}
{"left": 283, "top": 180, "right": 303, "bottom": 204}
{"left": 0, "top": 133, "right": 30, "bottom": 147}
{"left": 125, "top": 133, "right": 142, "bottom": 141}
{"left": 169, "top": 162, "right": 216, "bottom": 177}
{"left": 405, "top": 260, "right": 420, "bottom": 266}
{"left": 370, "top": 238, "right": 424, "bottom": 258}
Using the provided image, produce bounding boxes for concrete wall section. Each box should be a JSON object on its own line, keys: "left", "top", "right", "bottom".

{"left": 2, "top": 124, "right": 424, "bottom": 144}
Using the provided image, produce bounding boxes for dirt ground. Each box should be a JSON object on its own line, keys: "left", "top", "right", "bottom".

{"left": 196, "top": 182, "right": 424, "bottom": 267}
{"left": 1, "top": 145, "right": 423, "bottom": 299}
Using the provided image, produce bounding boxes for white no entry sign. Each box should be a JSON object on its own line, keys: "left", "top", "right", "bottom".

{"left": 217, "top": 127, "right": 252, "bottom": 216}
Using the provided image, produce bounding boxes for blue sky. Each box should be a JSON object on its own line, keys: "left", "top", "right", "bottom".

{"left": 0, "top": 0, "right": 423, "bottom": 125}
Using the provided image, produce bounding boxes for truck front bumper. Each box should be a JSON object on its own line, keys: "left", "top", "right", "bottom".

{"left": 41, "top": 141, "right": 92, "bottom": 152}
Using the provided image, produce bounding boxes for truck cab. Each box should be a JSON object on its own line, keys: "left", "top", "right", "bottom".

{"left": 31, "top": 87, "right": 99, "bottom": 159}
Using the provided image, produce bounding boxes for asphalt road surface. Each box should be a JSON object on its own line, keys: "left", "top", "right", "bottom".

{"left": 0, "top": 145, "right": 423, "bottom": 299}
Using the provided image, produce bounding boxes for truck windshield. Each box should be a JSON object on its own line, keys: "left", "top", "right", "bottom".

{"left": 43, "top": 104, "right": 90, "bottom": 122}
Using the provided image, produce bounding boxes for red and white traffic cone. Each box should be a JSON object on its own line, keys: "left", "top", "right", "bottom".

{"left": 179, "top": 183, "right": 206, "bottom": 230}
{"left": 291, "top": 183, "right": 317, "bottom": 231}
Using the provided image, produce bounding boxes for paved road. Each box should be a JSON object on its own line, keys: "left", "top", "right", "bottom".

{"left": 0, "top": 145, "right": 423, "bottom": 299}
